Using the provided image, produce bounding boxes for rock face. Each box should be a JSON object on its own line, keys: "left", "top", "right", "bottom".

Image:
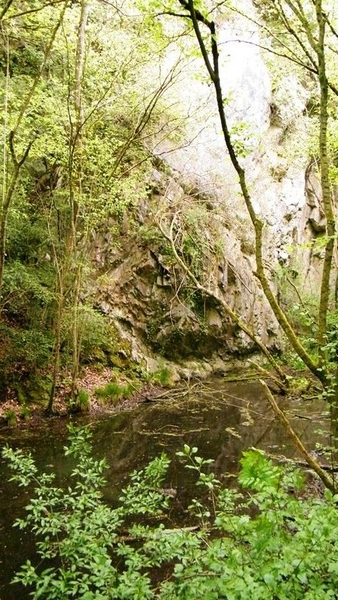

{"left": 92, "top": 0, "right": 326, "bottom": 374}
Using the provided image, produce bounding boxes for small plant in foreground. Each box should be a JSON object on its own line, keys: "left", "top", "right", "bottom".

{"left": 3, "top": 428, "right": 338, "bottom": 599}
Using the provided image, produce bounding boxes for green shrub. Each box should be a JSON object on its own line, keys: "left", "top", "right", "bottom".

{"left": 3, "top": 428, "right": 338, "bottom": 600}
{"left": 0, "top": 323, "right": 54, "bottom": 381}
{"left": 60, "top": 307, "right": 121, "bottom": 366}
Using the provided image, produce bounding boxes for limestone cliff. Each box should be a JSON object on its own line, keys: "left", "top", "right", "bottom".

{"left": 92, "top": 0, "right": 325, "bottom": 375}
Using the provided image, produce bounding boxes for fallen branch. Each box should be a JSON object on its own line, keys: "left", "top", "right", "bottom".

{"left": 145, "top": 383, "right": 200, "bottom": 402}
{"left": 264, "top": 452, "right": 338, "bottom": 473}
{"left": 248, "top": 360, "right": 287, "bottom": 393}
{"left": 261, "top": 379, "right": 336, "bottom": 492}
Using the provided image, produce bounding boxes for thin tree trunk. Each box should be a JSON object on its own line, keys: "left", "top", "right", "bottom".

{"left": 0, "top": 1, "right": 69, "bottom": 302}
{"left": 47, "top": 281, "right": 64, "bottom": 414}
{"left": 46, "top": 199, "right": 66, "bottom": 414}
{"left": 314, "top": 1, "right": 335, "bottom": 362}
{"left": 177, "top": 1, "right": 324, "bottom": 382}
{"left": 69, "top": 0, "right": 89, "bottom": 401}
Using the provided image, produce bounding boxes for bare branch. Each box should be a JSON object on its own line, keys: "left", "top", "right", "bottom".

{"left": 0, "top": 0, "right": 14, "bottom": 21}
{"left": 225, "top": 3, "right": 338, "bottom": 96}
{"left": 2, "top": 0, "right": 67, "bottom": 21}
{"left": 262, "top": 380, "right": 335, "bottom": 492}
{"left": 324, "top": 10, "right": 338, "bottom": 40}
{"left": 8, "top": 131, "right": 17, "bottom": 167}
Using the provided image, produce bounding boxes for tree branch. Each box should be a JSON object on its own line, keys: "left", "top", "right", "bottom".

{"left": 2, "top": 0, "right": 67, "bottom": 20}
{"left": 0, "top": 0, "right": 14, "bottom": 21}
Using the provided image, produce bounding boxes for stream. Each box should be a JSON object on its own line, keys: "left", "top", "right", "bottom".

{"left": 0, "top": 378, "right": 330, "bottom": 600}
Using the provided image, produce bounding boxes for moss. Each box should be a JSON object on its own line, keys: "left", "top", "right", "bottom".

{"left": 15, "top": 375, "right": 51, "bottom": 406}
{"left": 289, "top": 377, "right": 311, "bottom": 394}
{"left": 107, "top": 353, "right": 130, "bottom": 370}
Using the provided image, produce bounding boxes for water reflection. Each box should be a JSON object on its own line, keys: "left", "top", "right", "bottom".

{"left": 0, "top": 379, "right": 329, "bottom": 599}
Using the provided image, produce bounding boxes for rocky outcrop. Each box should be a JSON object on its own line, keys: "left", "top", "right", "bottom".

{"left": 92, "top": 171, "right": 280, "bottom": 374}
{"left": 91, "top": 0, "right": 329, "bottom": 375}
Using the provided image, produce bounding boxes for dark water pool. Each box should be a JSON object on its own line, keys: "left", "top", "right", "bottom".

{"left": 0, "top": 379, "right": 329, "bottom": 599}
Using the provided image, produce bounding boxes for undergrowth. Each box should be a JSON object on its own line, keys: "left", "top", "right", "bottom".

{"left": 2, "top": 427, "right": 338, "bottom": 599}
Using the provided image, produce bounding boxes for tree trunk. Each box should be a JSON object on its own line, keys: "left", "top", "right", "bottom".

{"left": 314, "top": 1, "right": 335, "bottom": 364}
{"left": 177, "top": 1, "right": 324, "bottom": 382}
{"left": 69, "top": 0, "right": 89, "bottom": 401}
